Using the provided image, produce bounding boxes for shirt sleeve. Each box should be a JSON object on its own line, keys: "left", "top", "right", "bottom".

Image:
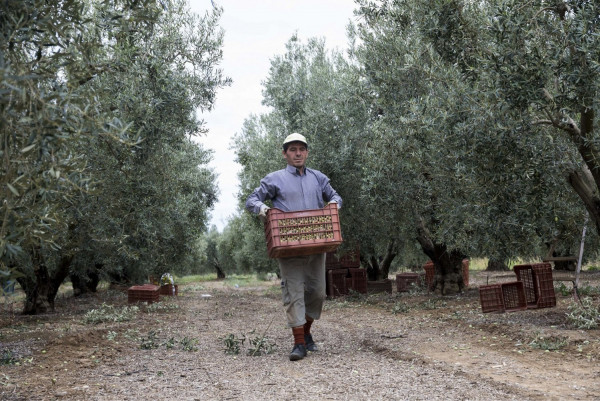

{"left": 319, "top": 173, "right": 343, "bottom": 209}
{"left": 245, "top": 174, "right": 278, "bottom": 214}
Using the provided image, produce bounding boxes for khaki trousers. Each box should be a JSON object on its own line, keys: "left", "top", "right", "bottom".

{"left": 277, "top": 253, "right": 326, "bottom": 328}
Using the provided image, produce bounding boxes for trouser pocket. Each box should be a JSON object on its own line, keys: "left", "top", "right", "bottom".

{"left": 281, "top": 280, "right": 291, "bottom": 306}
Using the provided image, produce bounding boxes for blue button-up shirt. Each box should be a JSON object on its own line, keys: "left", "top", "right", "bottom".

{"left": 246, "top": 164, "right": 342, "bottom": 213}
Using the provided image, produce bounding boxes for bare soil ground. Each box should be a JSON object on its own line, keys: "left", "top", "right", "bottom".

{"left": 1, "top": 270, "right": 600, "bottom": 401}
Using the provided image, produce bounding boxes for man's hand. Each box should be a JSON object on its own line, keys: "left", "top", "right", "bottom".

{"left": 259, "top": 204, "right": 270, "bottom": 223}
{"left": 327, "top": 200, "right": 340, "bottom": 209}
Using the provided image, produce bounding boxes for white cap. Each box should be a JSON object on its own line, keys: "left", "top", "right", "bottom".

{"left": 283, "top": 133, "right": 308, "bottom": 148}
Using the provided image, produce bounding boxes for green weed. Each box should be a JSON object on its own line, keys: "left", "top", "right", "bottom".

{"left": 391, "top": 302, "right": 410, "bottom": 314}
{"left": 528, "top": 332, "right": 568, "bottom": 351}
{"left": 419, "top": 298, "right": 447, "bottom": 310}
{"left": 180, "top": 337, "right": 199, "bottom": 352}
{"left": 575, "top": 284, "right": 600, "bottom": 297}
{"left": 247, "top": 334, "right": 276, "bottom": 356}
{"left": 146, "top": 302, "right": 179, "bottom": 313}
{"left": 220, "top": 333, "right": 246, "bottom": 355}
{"left": 555, "top": 282, "right": 571, "bottom": 296}
{"left": 0, "top": 349, "right": 17, "bottom": 365}
{"left": 83, "top": 303, "right": 139, "bottom": 324}
{"left": 566, "top": 297, "right": 600, "bottom": 329}
{"left": 139, "top": 331, "right": 160, "bottom": 349}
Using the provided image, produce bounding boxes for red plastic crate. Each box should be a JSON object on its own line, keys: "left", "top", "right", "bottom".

{"left": 462, "top": 259, "right": 469, "bottom": 287}
{"left": 325, "top": 251, "right": 341, "bottom": 270}
{"left": 479, "top": 284, "right": 504, "bottom": 313}
{"left": 501, "top": 281, "right": 528, "bottom": 312}
{"left": 347, "top": 268, "right": 367, "bottom": 294}
{"left": 159, "top": 284, "right": 178, "bottom": 296}
{"left": 367, "top": 279, "right": 393, "bottom": 294}
{"left": 327, "top": 269, "right": 348, "bottom": 297}
{"left": 532, "top": 263, "right": 556, "bottom": 308}
{"left": 265, "top": 203, "right": 342, "bottom": 258}
{"left": 128, "top": 284, "right": 160, "bottom": 304}
{"left": 340, "top": 247, "right": 360, "bottom": 268}
{"left": 513, "top": 265, "right": 537, "bottom": 307}
{"left": 396, "top": 273, "right": 421, "bottom": 292}
{"left": 423, "top": 261, "right": 435, "bottom": 290}
{"left": 513, "top": 263, "right": 556, "bottom": 309}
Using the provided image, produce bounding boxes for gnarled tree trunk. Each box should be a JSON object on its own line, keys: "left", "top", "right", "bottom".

{"left": 486, "top": 258, "right": 508, "bottom": 271}
{"left": 71, "top": 264, "right": 101, "bottom": 296}
{"left": 363, "top": 240, "right": 397, "bottom": 281}
{"left": 17, "top": 253, "right": 73, "bottom": 315}
{"left": 416, "top": 218, "right": 467, "bottom": 294}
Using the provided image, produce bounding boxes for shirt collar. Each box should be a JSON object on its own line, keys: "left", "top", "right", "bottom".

{"left": 285, "top": 164, "right": 307, "bottom": 176}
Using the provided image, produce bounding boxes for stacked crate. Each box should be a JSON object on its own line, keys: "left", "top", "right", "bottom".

{"left": 326, "top": 267, "right": 367, "bottom": 297}
{"left": 395, "top": 273, "right": 421, "bottom": 292}
{"left": 478, "top": 262, "right": 556, "bottom": 313}
{"left": 128, "top": 284, "right": 160, "bottom": 304}
{"left": 513, "top": 263, "right": 556, "bottom": 309}
{"left": 347, "top": 268, "right": 367, "bottom": 294}
{"left": 159, "top": 284, "right": 179, "bottom": 296}
{"left": 325, "top": 246, "right": 365, "bottom": 297}
{"left": 327, "top": 269, "right": 348, "bottom": 297}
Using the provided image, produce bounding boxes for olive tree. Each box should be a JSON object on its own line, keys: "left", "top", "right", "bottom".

{"left": 2, "top": 0, "right": 228, "bottom": 313}
{"left": 351, "top": 0, "right": 593, "bottom": 291}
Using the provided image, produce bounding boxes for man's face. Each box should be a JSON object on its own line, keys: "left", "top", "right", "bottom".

{"left": 282, "top": 141, "right": 308, "bottom": 169}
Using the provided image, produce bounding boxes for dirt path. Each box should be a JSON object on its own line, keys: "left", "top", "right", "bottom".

{"left": 1, "top": 277, "right": 600, "bottom": 400}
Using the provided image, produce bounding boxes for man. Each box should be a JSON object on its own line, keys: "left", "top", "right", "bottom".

{"left": 245, "top": 133, "right": 342, "bottom": 361}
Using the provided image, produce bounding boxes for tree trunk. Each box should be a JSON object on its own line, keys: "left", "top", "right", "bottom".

{"left": 48, "top": 255, "right": 74, "bottom": 301}
{"left": 486, "top": 258, "right": 508, "bottom": 271}
{"left": 416, "top": 218, "right": 466, "bottom": 294}
{"left": 19, "top": 263, "right": 52, "bottom": 315}
{"left": 71, "top": 263, "right": 101, "bottom": 296}
{"left": 17, "top": 253, "right": 73, "bottom": 315}
{"left": 378, "top": 240, "right": 397, "bottom": 280}
{"left": 213, "top": 262, "right": 226, "bottom": 279}
{"left": 568, "top": 166, "right": 600, "bottom": 236}
{"left": 365, "top": 255, "right": 380, "bottom": 281}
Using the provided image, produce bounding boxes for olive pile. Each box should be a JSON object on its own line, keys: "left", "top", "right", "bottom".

{"left": 277, "top": 215, "right": 334, "bottom": 242}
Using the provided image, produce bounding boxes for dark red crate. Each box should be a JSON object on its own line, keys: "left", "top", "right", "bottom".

{"left": 479, "top": 284, "right": 504, "bottom": 313}
{"left": 159, "top": 284, "right": 178, "bottom": 296}
{"left": 265, "top": 203, "right": 342, "bottom": 258}
{"left": 367, "top": 279, "right": 393, "bottom": 294}
{"left": 325, "top": 251, "right": 341, "bottom": 270}
{"left": 532, "top": 263, "right": 556, "bottom": 308}
{"left": 513, "top": 265, "right": 537, "bottom": 307}
{"left": 462, "top": 259, "right": 470, "bottom": 287}
{"left": 128, "top": 284, "right": 160, "bottom": 304}
{"left": 423, "top": 261, "right": 435, "bottom": 291}
{"left": 396, "top": 273, "right": 421, "bottom": 292}
{"left": 501, "top": 281, "right": 528, "bottom": 312}
{"left": 339, "top": 247, "right": 360, "bottom": 268}
{"left": 513, "top": 263, "right": 556, "bottom": 309}
{"left": 327, "top": 269, "right": 348, "bottom": 297}
{"left": 347, "top": 268, "right": 367, "bottom": 294}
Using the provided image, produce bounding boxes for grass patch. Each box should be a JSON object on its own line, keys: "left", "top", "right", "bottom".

{"left": 177, "top": 274, "right": 219, "bottom": 284}
{"left": 222, "top": 274, "right": 266, "bottom": 288}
